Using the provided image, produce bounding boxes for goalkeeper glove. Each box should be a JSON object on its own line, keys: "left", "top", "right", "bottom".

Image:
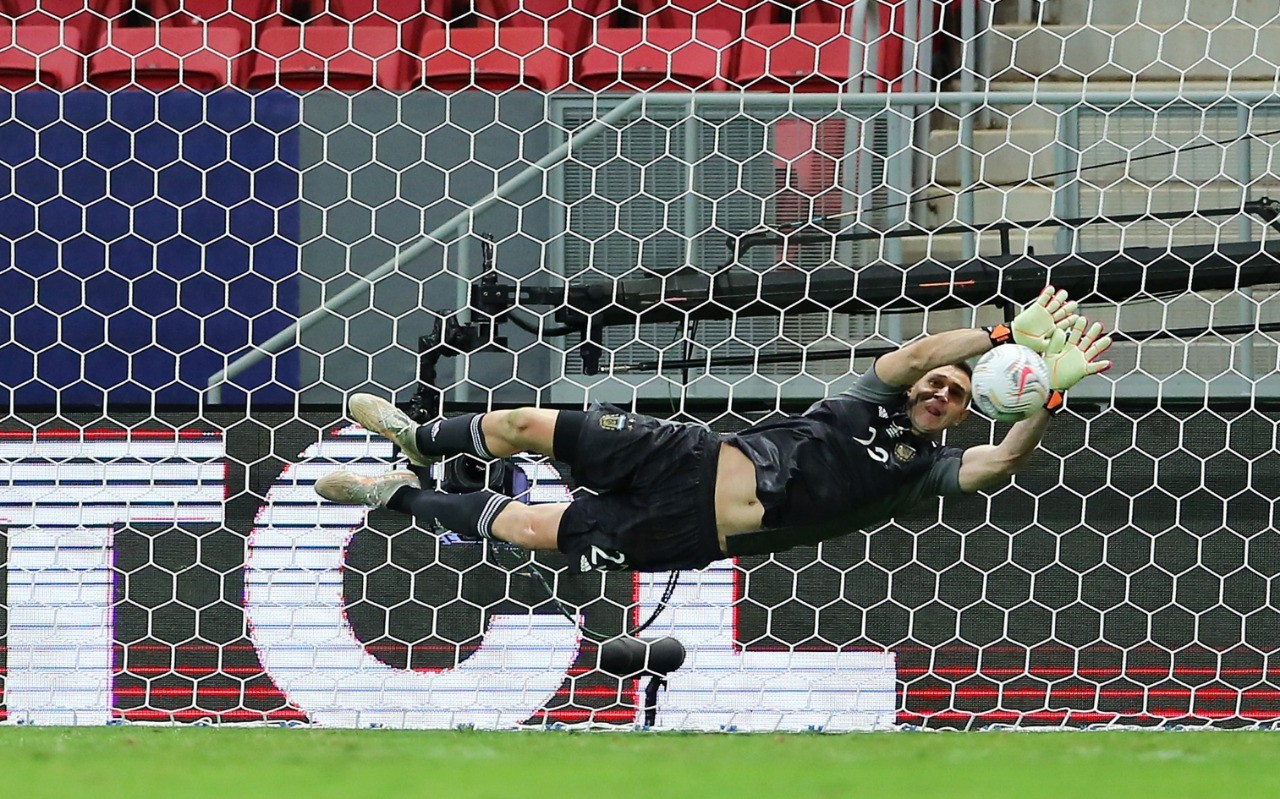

{"left": 986, "top": 285, "right": 1079, "bottom": 352}
{"left": 1042, "top": 316, "right": 1114, "bottom": 413}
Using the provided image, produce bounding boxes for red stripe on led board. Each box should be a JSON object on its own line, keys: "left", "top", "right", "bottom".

{"left": 0, "top": 429, "right": 219, "bottom": 440}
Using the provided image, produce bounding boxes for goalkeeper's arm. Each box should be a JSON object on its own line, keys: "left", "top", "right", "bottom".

{"left": 957, "top": 315, "right": 1113, "bottom": 493}
{"left": 956, "top": 409, "right": 1053, "bottom": 492}
{"left": 874, "top": 286, "right": 1077, "bottom": 387}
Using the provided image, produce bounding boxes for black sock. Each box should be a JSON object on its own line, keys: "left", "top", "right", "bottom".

{"left": 415, "top": 413, "right": 495, "bottom": 459}
{"left": 387, "top": 486, "right": 512, "bottom": 541}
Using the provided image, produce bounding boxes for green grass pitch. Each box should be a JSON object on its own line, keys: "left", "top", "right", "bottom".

{"left": 4, "top": 727, "right": 1280, "bottom": 799}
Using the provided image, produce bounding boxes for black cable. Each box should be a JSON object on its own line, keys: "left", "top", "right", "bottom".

{"left": 493, "top": 543, "right": 680, "bottom": 641}
{"left": 767, "top": 125, "right": 1280, "bottom": 234}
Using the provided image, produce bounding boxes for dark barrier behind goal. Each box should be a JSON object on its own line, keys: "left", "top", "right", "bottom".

{"left": 2, "top": 405, "right": 1276, "bottom": 728}
{"left": 736, "top": 405, "right": 1280, "bottom": 727}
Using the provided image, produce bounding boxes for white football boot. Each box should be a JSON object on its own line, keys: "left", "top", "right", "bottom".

{"left": 314, "top": 470, "right": 420, "bottom": 508}
{"left": 347, "top": 393, "right": 433, "bottom": 467}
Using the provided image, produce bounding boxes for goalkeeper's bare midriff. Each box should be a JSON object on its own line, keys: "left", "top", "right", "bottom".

{"left": 714, "top": 442, "right": 765, "bottom": 550}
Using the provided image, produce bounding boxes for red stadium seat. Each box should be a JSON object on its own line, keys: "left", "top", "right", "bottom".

{"left": 144, "top": 0, "right": 276, "bottom": 78}
{"left": 2, "top": 0, "right": 126, "bottom": 54}
{"left": 630, "top": 0, "right": 779, "bottom": 38}
{"left": 0, "top": 23, "right": 81, "bottom": 88}
{"left": 147, "top": 0, "right": 278, "bottom": 30}
{"left": 129, "top": 3, "right": 278, "bottom": 90}
{"left": 575, "top": 27, "right": 732, "bottom": 91}
{"left": 733, "top": 23, "right": 854, "bottom": 92}
{"left": 326, "top": 0, "right": 447, "bottom": 35}
{"left": 89, "top": 24, "right": 241, "bottom": 90}
{"left": 418, "top": 26, "right": 569, "bottom": 92}
{"left": 792, "top": 0, "right": 922, "bottom": 90}
{"left": 247, "top": 0, "right": 446, "bottom": 41}
{"left": 794, "top": 0, "right": 858, "bottom": 24}
{"left": 472, "top": 0, "right": 605, "bottom": 57}
{"left": 246, "top": 23, "right": 409, "bottom": 91}
{"left": 246, "top": 1, "right": 440, "bottom": 90}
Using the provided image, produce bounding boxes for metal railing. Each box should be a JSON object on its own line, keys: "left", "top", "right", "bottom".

{"left": 204, "top": 94, "right": 646, "bottom": 403}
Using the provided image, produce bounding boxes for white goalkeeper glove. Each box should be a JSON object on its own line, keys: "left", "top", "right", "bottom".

{"left": 1042, "top": 316, "right": 1114, "bottom": 413}
{"left": 986, "top": 285, "right": 1079, "bottom": 353}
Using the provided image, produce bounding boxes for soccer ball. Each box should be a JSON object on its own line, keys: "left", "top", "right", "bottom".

{"left": 971, "top": 345, "right": 1052, "bottom": 422}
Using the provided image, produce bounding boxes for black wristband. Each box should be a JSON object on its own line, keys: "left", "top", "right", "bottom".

{"left": 984, "top": 323, "right": 1013, "bottom": 347}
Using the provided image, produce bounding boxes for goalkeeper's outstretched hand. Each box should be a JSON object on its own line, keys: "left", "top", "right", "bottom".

{"left": 1045, "top": 315, "right": 1113, "bottom": 391}
{"left": 1012, "top": 286, "right": 1079, "bottom": 353}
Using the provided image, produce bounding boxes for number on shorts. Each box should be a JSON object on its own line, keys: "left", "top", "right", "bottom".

{"left": 589, "top": 546, "right": 627, "bottom": 571}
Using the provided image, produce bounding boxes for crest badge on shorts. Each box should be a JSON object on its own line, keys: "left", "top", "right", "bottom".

{"left": 599, "top": 413, "right": 631, "bottom": 431}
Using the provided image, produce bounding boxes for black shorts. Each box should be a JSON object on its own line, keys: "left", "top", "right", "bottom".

{"left": 555, "top": 403, "right": 726, "bottom": 573}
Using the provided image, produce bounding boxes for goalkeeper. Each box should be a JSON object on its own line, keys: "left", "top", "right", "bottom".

{"left": 316, "top": 286, "right": 1112, "bottom": 573}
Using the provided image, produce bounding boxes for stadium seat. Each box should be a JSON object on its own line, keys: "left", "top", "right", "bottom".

{"left": 143, "top": 1, "right": 277, "bottom": 82}
{"left": 793, "top": 0, "right": 857, "bottom": 24}
{"left": 146, "top": 0, "right": 277, "bottom": 32}
{"left": 575, "top": 27, "right": 732, "bottom": 91}
{"left": 472, "top": 0, "right": 606, "bottom": 58}
{"left": 733, "top": 23, "right": 854, "bottom": 92}
{"left": 630, "top": 0, "right": 779, "bottom": 38}
{"left": 0, "top": 23, "right": 81, "bottom": 88}
{"left": 2, "top": 0, "right": 127, "bottom": 54}
{"left": 418, "top": 27, "right": 569, "bottom": 92}
{"left": 246, "top": 23, "right": 410, "bottom": 91}
{"left": 250, "top": 0, "right": 446, "bottom": 41}
{"left": 89, "top": 24, "right": 241, "bottom": 90}
{"left": 325, "top": 0, "right": 447, "bottom": 34}
{"left": 245, "top": 1, "right": 441, "bottom": 90}
{"left": 792, "top": 0, "right": 918, "bottom": 90}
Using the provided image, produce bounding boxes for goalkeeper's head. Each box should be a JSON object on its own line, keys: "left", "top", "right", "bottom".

{"left": 905, "top": 363, "right": 972, "bottom": 437}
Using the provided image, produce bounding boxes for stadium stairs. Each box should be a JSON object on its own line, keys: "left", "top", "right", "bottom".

{"left": 900, "top": 0, "right": 1280, "bottom": 378}
{"left": 906, "top": 0, "right": 1280, "bottom": 265}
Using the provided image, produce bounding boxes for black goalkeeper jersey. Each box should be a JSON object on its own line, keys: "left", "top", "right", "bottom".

{"left": 723, "top": 366, "right": 966, "bottom": 557}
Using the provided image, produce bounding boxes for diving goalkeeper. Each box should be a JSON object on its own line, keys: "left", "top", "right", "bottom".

{"left": 315, "top": 287, "right": 1113, "bottom": 572}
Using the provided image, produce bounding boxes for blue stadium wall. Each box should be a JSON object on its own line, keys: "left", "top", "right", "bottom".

{"left": 0, "top": 90, "right": 555, "bottom": 407}
{"left": 0, "top": 90, "right": 300, "bottom": 406}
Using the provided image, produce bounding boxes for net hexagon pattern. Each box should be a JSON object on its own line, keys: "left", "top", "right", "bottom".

{"left": 1, "top": 0, "right": 1279, "bottom": 730}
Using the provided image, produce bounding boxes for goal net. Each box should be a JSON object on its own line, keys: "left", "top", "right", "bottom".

{"left": 2, "top": 0, "right": 1280, "bottom": 730}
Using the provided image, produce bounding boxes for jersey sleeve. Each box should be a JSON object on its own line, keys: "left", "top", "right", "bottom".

{"left": 916, "top": 446, "right": 966, "bottom": 497}
{"left": 805, "top": 364, "right": 904, "bottom": 424}
{"left": 845, "top": 361, "right": 907, "bottom": 405}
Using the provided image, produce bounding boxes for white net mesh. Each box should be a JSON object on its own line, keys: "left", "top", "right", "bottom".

{"left": 3, "top": 0, "right": 1280, "bottom": 729}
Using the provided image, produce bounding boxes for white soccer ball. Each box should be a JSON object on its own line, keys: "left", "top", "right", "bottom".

{"left": 971, "top": 344, "right": 1052, "bottom": 422}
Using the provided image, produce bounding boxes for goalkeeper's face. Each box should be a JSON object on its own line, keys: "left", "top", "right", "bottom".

{"left": 906, "top": 366, "right": 972, "bottom": 436}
